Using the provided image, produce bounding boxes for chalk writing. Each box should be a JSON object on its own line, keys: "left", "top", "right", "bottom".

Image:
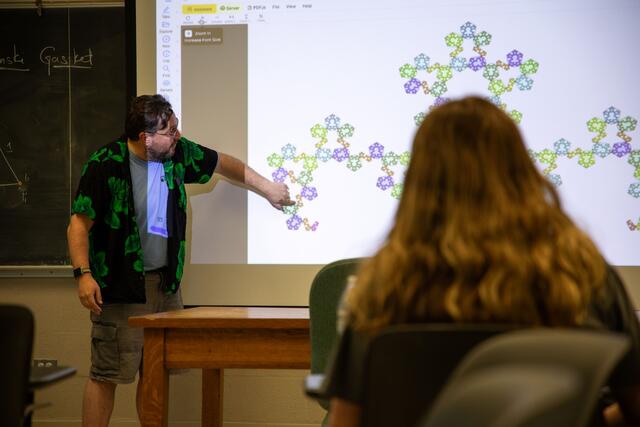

{"left": 39, "top": 46, "right": 93, "bottom": 76}
{"left": 0, "top": 44, "right": 29, "bottom": 72}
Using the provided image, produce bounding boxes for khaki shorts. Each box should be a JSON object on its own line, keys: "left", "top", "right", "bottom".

{"left": 89, "top": 270, "right": 183, "bottom": 384}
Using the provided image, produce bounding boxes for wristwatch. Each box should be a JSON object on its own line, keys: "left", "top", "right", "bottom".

{"left": 73, "top": 266, "right": 92, "bottom": 278}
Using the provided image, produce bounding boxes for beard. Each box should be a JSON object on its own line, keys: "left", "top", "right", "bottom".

{"left": 146, "top": 142, "right": 176, "bottom": 161}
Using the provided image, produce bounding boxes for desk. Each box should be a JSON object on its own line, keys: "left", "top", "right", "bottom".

{"left": 129, "top": 306, "right": 310, "bottom": 427}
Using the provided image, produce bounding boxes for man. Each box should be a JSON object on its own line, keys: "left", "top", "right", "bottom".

{"left": 67, "top": 94, "right": 292, "bottom": 426}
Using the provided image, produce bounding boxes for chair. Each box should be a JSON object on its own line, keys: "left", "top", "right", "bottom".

{"left": 307, "top": 258, "right": 363, "bottom": 423}
{"left": 419, "top": 365, "right": 581, "bottom": 427}
{"left": 421, "top": 328, "right": 630, "bottom": 427}
{"left": 0, "top": 304, "right": 76, "bottom": 427}
{"left": 359, "top": 324, "right": 510, "bottom": 427}
{"left": 0, "top": 305, "right": 33, "bottom": 426}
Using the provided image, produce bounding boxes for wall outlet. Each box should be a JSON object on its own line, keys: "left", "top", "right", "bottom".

{"left": 33, "top": 358, "right": 58, "bottom": 368}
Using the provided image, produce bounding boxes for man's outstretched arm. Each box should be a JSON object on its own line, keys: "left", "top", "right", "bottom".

{"left": 215, "top": 152, "right": 294, "bottom": 210}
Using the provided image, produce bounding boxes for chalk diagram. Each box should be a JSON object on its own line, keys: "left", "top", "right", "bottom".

{"left": 266, "top": 21, "right": 638, "bottom": 232}
{"left": 0, "top": 124, "right": 29, "bottom": 208}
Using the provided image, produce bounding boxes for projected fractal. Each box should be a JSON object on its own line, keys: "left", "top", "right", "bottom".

{"left": 267, "top": 21, "right": 538, "bottom": 232}
{"left": 401, "top": 21, "right": 539, "bottom": 126}
{"left": 266, "top": 21, "right": 638, "bottom": 234}
{"left": 267, "top": 114, "right": 410, "bottom": 231}
{"left": 531, "top": 107, "right": 639, "bottom": 231}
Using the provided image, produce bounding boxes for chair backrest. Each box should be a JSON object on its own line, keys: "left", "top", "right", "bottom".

{"left": 424, "top": 328, "right": 630, "bottom": 427}
{"left": 360, "top": 323, "right": 510, "bottom": 427}
{"left": 309, "top": 258, "right": 363, "bottom": 376}
{"left": 420, "top": 365, "right": 581, "bottom": 427}
{"left": 0, "top": 304, "right": 34, "bottom": 427}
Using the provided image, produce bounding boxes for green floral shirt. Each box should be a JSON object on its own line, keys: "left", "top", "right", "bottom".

{"left": 71, "top": 137, "right": 218, "bottom": 303}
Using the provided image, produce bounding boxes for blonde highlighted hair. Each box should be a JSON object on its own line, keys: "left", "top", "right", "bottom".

{"left": 348, "top": 97, "right": 605, "bottom": 331}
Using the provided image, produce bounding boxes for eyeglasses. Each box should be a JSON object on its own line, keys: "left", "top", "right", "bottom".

{"left": 149, "top": 118, "right": 179, "bottom": 137}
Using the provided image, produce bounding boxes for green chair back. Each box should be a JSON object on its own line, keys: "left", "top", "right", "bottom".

{"left": 309, "top": 257, "right": 363, "bottom": 419}
{"left": 309, "top": 257, "right": 363, "bottom": 376}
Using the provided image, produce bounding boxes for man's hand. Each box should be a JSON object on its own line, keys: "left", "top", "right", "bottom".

{"left": 214, "top": 153, "right": 296, "bottom": 210}
{"left": 265, "top": 181, "right": 295, "bottom": 210}
{"left": 77, "top": 274, "right": 103, "bottom": 315}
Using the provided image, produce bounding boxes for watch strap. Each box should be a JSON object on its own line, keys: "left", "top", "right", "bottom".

{"left": 73, "top": 267, "right": 92, "bottom": 278}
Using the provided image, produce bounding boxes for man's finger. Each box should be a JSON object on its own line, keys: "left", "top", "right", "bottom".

{"left": 86, "top": 294, "right": 102, "bottom": 315}
{"left": 96, "top": 287, "right": 103, "bottom": 305}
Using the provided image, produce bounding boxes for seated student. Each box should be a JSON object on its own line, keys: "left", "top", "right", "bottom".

{"left": 325, "top": 96, "right": 640, "bottom": 427}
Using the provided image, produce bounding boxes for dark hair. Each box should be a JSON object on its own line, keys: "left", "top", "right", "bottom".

{"left": 124, "top": 94, "right": 174, "bottom": 141}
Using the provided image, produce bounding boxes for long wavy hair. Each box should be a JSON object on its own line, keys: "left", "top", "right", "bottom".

{"left": 348, "top": 96, "right": 605, "bottom": 331}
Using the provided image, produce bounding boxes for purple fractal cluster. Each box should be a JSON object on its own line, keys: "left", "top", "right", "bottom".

{"left": 612, "top": 142, "right": 632, "bottom": 158}
{"left": 369, "top": 142, "right": 384, "bottom": 159}
{"left": 468, "top": 56, "right": 486, "bottom": 71}
{"left": 377, "top": 175, "right": 394, "bottom": 190}
{"left": 333, "top": 147, "right": 350, "bottom": 162}
{"left": 404, "top": 78, "right": 421, "bottom": 94}
{"left": 506, "top": 49, "right": 523, "bottom": 67}
{"left": 301, "top": 186, "right": 318, "bottom": 201}
{"left": 433, "top": 96, "right": 449, "bottom": 107}
{"left": 272, "top": 167, "right": 288, "bottom": 182}
{"left": 287, "top": 215, "right": 302, "bottom": 230}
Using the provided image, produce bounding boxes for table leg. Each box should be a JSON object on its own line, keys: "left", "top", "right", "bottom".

{"left": 141, "top": 328, "right": 169, "bottom": 427}
{"left": 202, "top": 368, "right": 223, "bottom": 427}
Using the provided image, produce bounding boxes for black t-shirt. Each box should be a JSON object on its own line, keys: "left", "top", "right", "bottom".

{"left": 324, "top": 265, "right": 640, "bottom": 404}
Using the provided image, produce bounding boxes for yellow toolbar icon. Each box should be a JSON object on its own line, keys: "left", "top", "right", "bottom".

{"left": 182, "top": 4, "right": 217, "bottom": 14}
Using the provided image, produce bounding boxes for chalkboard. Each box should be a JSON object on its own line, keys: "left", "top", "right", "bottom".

{"left": 0, "top": 7, "right": 127, "bottom": 266}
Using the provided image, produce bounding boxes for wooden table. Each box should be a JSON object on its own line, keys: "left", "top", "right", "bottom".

{"left": 128, "top": 306, "right": 310, "bottom": 427}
